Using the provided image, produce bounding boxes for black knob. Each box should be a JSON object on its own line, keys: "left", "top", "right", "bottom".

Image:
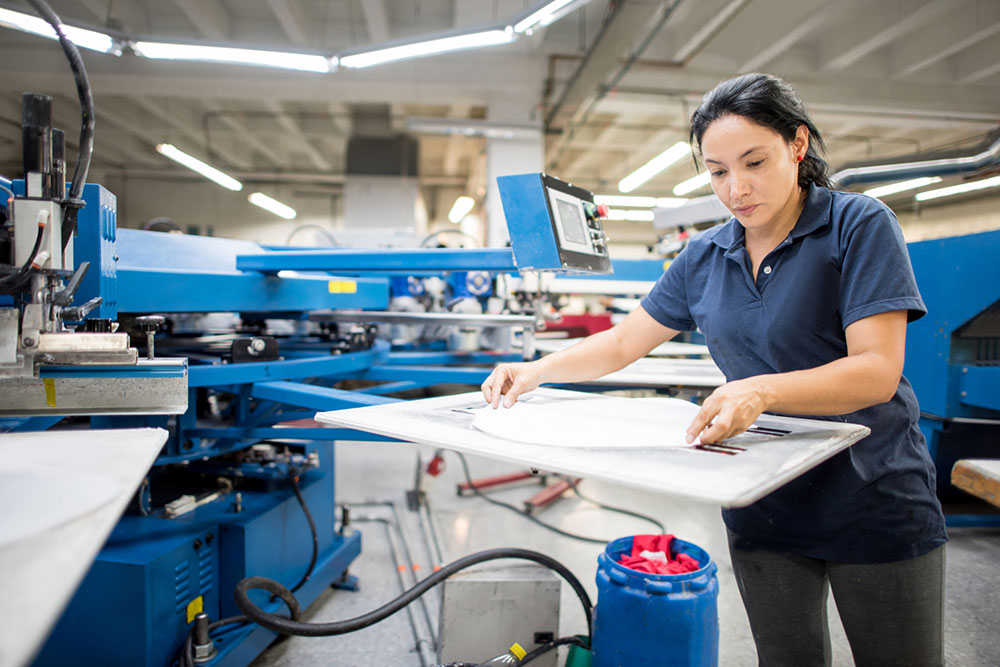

{"left": 135, "top": 315, "right": 165, "bottom": 333}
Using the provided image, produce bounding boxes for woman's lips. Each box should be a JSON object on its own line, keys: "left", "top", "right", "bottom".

{"left": 734, "top": 204, "right": 759, "bottom": 216}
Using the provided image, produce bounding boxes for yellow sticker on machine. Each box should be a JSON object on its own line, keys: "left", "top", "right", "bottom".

{"left": 328, "top": 280, "right": 358, "bottom": 294}
{"left": 186, "top": 596, "right": 204, "bottom": 624}
{"left": 43, "top": 378, "right": 57, "bottom": 407}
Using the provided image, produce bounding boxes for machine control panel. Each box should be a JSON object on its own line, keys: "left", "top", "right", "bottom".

{"left": 497, "top": 173, "right": 612, "bottom": 274}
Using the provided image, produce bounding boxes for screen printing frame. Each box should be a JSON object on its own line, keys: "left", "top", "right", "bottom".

{"left": 317, "top": 388, "right": 870, "bottom": 508}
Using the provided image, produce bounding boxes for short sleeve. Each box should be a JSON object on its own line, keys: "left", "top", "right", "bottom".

{"left": 640, "top": 248, "right": 696, "bottom": 331}
{"left": 839, "top": 203, "right": 926, "bottom": 328}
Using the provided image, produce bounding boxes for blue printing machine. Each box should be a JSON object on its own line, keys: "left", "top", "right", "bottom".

{"left": 23, "top": 173, "right": 611, "bottom": 666}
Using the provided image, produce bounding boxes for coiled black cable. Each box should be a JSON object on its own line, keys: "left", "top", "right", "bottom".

{"left": 176, "top": 469, "right": 317, "bottom": 666}
{"left": 234, "top": 547, "right": 593, "bottom": 649}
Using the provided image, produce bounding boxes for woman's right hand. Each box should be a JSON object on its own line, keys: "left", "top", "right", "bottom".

{"left": 481, "top": 361, "right": 543, "bottom": 409}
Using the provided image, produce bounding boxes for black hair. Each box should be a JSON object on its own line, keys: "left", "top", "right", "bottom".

{"left": 689, "top": 73, "right": 830, "bottom": 189}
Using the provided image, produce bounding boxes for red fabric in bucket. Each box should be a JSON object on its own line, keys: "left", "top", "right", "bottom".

{"left": 617, "top": 534, "right": 701, "bottom": 575}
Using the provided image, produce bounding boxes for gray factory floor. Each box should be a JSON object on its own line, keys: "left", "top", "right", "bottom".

{"left": 252, "top": 439, "right": 1000, "bottom": 667}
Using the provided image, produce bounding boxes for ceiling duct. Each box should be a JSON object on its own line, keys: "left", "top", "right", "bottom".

{"left": 831, "top": 131, "right": 1000, "bottom": 188}
{"left": 655, "top": 131, "right": 1000, "bottom": 228}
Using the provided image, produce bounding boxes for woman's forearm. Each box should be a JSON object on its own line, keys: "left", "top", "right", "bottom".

{"left": 754, "top": 351, "right": 901, "bottom": 416}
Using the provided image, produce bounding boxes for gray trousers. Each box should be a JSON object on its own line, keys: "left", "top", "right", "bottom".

{"left": 727, "top": 531, "right": 945, "bottom": 667}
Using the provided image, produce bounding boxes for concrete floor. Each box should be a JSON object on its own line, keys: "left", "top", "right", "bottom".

{"left": 252, "top": 439, "right": 1000, "bottom": 667}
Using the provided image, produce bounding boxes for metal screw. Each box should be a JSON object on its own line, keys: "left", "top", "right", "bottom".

{"left": 22, "top": 337, "right": 35, "bottom": 347}
{"left": 249, "top": 337, "right": 267, "bottom": 356}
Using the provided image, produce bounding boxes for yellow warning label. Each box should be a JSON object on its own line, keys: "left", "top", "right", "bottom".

{"left": 43, "top": 378, "right": 56, "bottom": 407}
{"left": 186, "top": 596, "right": 204, "bottom": 624}
{"left": 328, "top": 280, "right": 358, "bottom": 294}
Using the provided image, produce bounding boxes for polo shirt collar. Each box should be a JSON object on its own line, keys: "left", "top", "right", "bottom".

{"left": 710, "top": 183, "right": 832, "bottom": 250}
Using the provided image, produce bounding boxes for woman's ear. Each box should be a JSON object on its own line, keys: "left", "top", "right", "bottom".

{"left": 792, "top": 124, "right": 810, "bottom": 158}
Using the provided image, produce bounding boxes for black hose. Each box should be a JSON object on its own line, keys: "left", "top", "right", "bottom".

{"left": 24, "top": 0, "right": 95, "bottom": 247}
{"left": 521, "top": 635, "right": 588, "bottom": 665}
{"left": 288, "top": 471, "right": 318, "bottom": 593}
{"left": 234, "top": 547, "right": 593, "bottom": 648}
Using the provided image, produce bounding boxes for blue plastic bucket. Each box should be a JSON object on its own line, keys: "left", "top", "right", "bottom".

{"left": 591, "top": 536, "right": 719, "bottom": 667}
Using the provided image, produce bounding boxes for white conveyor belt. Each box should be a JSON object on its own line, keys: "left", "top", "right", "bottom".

{"left": 0, "top": 428, "right": 167, "bottom": 667}
{"left": 317, "top": 388, "right": 869, "bottom": 508}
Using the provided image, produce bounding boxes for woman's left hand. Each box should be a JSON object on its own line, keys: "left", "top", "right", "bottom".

{"left": 686, "top": 377, "right": 771, "bottom": 444}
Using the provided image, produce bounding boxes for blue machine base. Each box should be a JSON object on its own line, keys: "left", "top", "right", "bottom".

{"left": 33, "top": 442, "right": 361, "bottom": 667}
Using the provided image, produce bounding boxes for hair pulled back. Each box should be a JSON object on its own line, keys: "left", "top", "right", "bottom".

{"left": 690, "top": 73, "right": 830, "bottom": 189}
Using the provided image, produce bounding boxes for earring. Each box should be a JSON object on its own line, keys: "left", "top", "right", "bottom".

{"left": 796, "top": 155, "right": 803, "bottom": 162}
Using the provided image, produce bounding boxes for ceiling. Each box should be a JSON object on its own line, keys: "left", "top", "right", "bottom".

{"left": 1, "top": 0, "right": 998, "bottom": 226}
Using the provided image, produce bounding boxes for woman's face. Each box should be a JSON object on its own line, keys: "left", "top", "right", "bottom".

{"left": 700, "top": 114, "right": 808, "bottom": 234}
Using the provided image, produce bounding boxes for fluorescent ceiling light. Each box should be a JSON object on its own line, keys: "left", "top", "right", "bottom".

{"left": 863, "top": 177, "right": 942, "bottom": 199}
{"left": 0, "top": 7, "right": 117, "bottom": 53}
{"left": 607, "top": 209, "right": 655, "bottom": 222}
{"left": 673, "top": 170, "right": 712, "bottom": 196}
{"left": 594, "top": 195, "right": 657, "bottom": 208}
{"left": 618, "top": 142, "right": 691, "bottom": 193}
{"left": 156, "top": 143, "right": 242, "bottom": 191}
{"left": 448, "top": 196, "right": 476, "bottom": 223}
{"left": 340, "top": 29, "right": 514, "bottom": 68}
{"left": 133, "top": 41, "right": 331, "bottom": 73}
{"left": 914, "top": 175, "right": 1000, "bottom": 202}
{"left": 514, "top": 0, "right": 579, "bottom": 33}
{"left": 249, "top": 192, "right": 296, "bottom": 219}
{"left": 656, "top": 197, "right": 688, "bottom": 208}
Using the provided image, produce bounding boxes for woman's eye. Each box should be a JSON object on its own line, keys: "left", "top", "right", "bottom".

{"left": 711, "top": 170, "right": 725, "bottom": 177}
{"left": 748, "top": 159, "right": 764, "bottom": 167}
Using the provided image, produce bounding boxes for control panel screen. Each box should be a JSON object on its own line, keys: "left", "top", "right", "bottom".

{"left": 555, "top": 198, "right": 587, "bottom": 245}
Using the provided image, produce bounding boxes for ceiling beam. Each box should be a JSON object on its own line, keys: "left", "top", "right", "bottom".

{"left": 546, "top": 1, "right": 670, "bottom": 131}
{"left": 172, "top": 0, "right": 231, "bottom": 41}
{"left": 360, "top": 0, "right": 390, "bottom": 44}
{"left": 202, "top": 99, "right": 288, "bottom": 168}
{"left": 262, "top": 100, "right": 333, "bottom": 171}
{"left": 738, "top": 1, "right": 854, "bottom": 73}
{"left": 954, "top": 33, "right": 1000, "bottom": 83}
{"left": 820, "top": 0, "right": 958, "bottom": 71}
{"left": 266, "top": 0, "right": 309, "bottom": 46}
{"left": 670, "top": 0, "right": 750, "bottom": 63}
{"left": 890, "top": 2, "right": 1000, "bottom": 78}
{"left": 128, "top": 96, "right": 254, "bottom": 171}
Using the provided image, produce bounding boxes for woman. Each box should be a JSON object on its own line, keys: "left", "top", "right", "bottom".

{"left": 481, "top": 73, "right": 946, "bottom": 666}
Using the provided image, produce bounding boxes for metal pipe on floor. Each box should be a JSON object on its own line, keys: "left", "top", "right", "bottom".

{"left": 354, "top": 515, "right": 437, "bottom": 667}
{"left": 348, "top": 500, "right": 440, "bottom": 649}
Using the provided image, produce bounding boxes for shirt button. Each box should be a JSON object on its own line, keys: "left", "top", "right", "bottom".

{"left": 763, "top": 265, "right": 772, "bottom": 274}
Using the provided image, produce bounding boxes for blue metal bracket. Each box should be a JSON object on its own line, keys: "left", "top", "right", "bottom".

{"left": 250, "top": 380, "right": 401, "bottom": 411}
{"left": 235, "top": 248, "right": 518, "bottom": 273}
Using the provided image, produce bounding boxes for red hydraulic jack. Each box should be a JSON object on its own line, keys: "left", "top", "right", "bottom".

{"left": 457, "top": 469, "right": 582, "bottom": 515}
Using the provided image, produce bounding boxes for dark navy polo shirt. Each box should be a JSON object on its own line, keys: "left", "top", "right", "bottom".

{"left": 641, "top": 184, "right": 947, "bottom": 563}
